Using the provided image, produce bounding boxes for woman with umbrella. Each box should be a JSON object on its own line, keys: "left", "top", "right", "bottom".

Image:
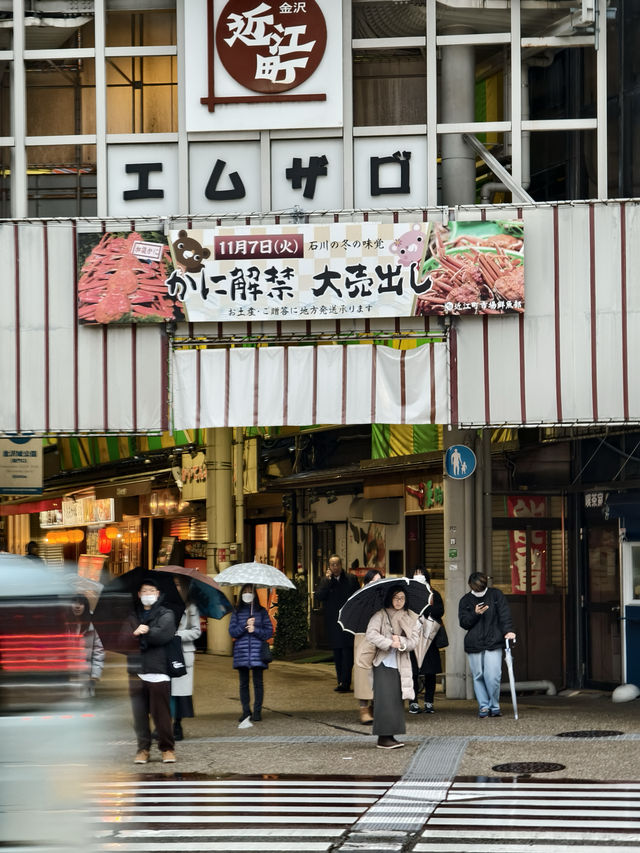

{"left": 365, "top": 584, "right": 421, "bottom": 749}
{"left": 170, "top": 577, "right": 202, "bottom": 741}
{"left": 228, "top": 584, "right": 274, "bottom": 724}
{"left": 65, "top": 594, "right": 105, "bottom": 698}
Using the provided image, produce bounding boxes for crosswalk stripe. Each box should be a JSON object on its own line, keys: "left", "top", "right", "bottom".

{"left": 414, "top": 845, "right": 640, "bottom": 853}
{"left": 89, "top": 775, "right": 394, "bottom": 850}
{"left": 420, "top": 780, "right": 640, "bottom": 849}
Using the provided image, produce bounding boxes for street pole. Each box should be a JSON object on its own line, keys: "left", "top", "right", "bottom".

{"left": 206, "top": 428, "right": 234, "bottom": 655}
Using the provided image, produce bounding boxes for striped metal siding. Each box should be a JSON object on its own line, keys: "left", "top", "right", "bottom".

{"left": 0, "top": 220, "right": 167, "bottom": 435}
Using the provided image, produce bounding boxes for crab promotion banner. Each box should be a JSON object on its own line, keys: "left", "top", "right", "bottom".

{"left": 161, "top": 220, "right": 524, "bottom": 324}
{"left": 77, "top": 231, "right": 183, "bottom": 325}
{"left": 507, "top": 495, "right": 547, "bottom": 595}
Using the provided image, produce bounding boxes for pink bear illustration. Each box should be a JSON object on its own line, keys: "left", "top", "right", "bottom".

{"left": 389, "top": 223, "right": 427, "bottom": 267}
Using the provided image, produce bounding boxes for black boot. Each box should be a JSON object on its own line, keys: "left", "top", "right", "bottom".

{"left": 252, "top": 707, "right": 262, "bottom": 722}
{"left": 173, "top": 720, "right": 184, "bottom": 741}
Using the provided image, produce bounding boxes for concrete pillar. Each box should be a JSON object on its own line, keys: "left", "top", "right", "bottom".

{"left": 443, "top": 428, "right": 476, "bottom": 699}
{"left": 440, "top": 28, "right": 476, "bottom": 206}
{"left": 206, "top": 428, "right": 234, "bottom": 655}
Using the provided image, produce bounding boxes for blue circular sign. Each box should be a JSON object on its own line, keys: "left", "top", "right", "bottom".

{"left": 445, "top": 445, "right": 476, "bottom": 479}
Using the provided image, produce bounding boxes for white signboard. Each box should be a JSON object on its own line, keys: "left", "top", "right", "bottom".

{"left": 0, "top": 436, "right": 42, "bottom": 495}
{"left": 184, "top": 0, "right": 343, "bottom": 132}
{"left": 107, "top": 143, "right": 179, "bottom": 217}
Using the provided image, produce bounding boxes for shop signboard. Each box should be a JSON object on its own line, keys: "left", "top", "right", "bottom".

{"left": 39, "top": 498, "right": 115, "bottom": 528}
{"left": 0, "top": 436, "right": 42, "bottom": 495}
{"left": 404, "top": 478, "right": 444, "bottom": 513}
{"left": 181, "top": 452, "right": 207, "bottom": 501}
{"left": 184, "top": 0, "right": 343, "bottom": 133}
{"left": 507, "top": 496, "right": 547, "bottom": 595}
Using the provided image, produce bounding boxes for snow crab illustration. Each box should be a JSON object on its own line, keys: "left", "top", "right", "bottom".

{"left": 78, "top": 231, "right": 181, "bottom": 324}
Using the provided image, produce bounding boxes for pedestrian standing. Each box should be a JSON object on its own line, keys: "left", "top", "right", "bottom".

{"left": 122, "top": 576, "right": 177, "bottom": 764}
{"left": 365, "top": 584, "right": 420, "bottom": 749}
{"left": 66, "top": 594, "right": 105, "bottom": 698}
{"left": 170, "top": 577, "right": 202, "bottom": 741}
{"left": 458, "top": 571, "right": 516, "bottom": 718}
{"left": 409, "top": 568, "right": 444, "bottom": 715}
{"left": 229, "top": 584, "right": 273, "bottom": 723}
{"left": 315, "top": 555, "right": 360, "bottom": 692}
{"left": 353, "top": 569, "right": 382, "bottom": 724}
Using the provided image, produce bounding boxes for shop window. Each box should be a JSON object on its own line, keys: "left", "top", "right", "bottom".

{"left": 423, "top": 513, "right": 444, "bottom": 581}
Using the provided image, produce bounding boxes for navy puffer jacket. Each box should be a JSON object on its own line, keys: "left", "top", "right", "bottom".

{"left": 229, "top": 604, "right": 273, "bottom": 669}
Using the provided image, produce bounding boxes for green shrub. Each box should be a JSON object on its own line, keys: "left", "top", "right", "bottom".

{"left": 273, "top": 576, "right": 309, "bottom": 657}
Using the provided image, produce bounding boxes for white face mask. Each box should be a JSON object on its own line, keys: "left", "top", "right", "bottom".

{"left": 140, "top": 593, "right": 158, "bottom": 606}
{"left": 242, "top": 592, "right": 254, "bottom": 604}
{"left": 471, "top": 588, "right": 487, "bottom": 597}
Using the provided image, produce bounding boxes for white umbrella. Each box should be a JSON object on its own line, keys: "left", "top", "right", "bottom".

{"left": 215, "top": 562, "right": 295, "bottom": 590}
{"left": 504, "top": 638, "right": 519, "bottom": 720}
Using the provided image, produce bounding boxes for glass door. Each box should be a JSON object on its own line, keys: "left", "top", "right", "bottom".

{"left": 620, "top": 541, "right": 640, "bottom": 684}
{"left": 585, "top": 525, "right": 622, "bottom": 688}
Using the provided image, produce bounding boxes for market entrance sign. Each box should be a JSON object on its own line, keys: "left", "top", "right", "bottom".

{"left": 185, "top": 0, "right": 342, "bottom": 132}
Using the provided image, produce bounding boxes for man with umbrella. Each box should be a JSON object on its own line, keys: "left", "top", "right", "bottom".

{"left": 315, "top": 555, "right": 360, "bottom": 693}
{"left": 458, "top": 571, "right": 516, "bottom": 719}
{"left": 122, "top": 575, "right": 177, "bottom": 764}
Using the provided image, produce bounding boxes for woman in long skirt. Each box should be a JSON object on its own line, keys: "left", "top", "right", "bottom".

{"left": 171, "top": 578, "right": 202, "bottom": 740}
{"left": 365, "top": 585, "right": 420, "bottom": 749}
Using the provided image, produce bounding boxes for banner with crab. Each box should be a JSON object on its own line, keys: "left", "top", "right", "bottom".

{"left": 78, "top": 221, "right": 524, "bottom": 324}
{"left": 77, "top": 231, "right": 186, "bottom": 325}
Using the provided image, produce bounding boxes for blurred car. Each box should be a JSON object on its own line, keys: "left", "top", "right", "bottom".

{"left": 0, "top": 555, "right": 89, "bottom": 712}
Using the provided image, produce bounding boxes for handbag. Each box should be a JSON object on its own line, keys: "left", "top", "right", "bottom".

{"left": 435, "top": 622, "right": 449, "bottom": 649}
{"left": 260, "top": 639, "right": 273, "bottom": 664}
{"left": 166, "top": 635, "right": 187, "bottom": 678}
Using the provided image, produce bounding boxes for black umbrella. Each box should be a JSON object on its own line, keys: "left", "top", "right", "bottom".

{"left": 338, "top": 577, "right": 431, "bottom": 635}
{"left": 93, "top": 566, "right": 185, "bottom": 654}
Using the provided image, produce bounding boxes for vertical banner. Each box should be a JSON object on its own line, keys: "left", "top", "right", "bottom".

{"left": 507, "top": 496, "right": 547, "bottom": 594}
{"left": 0, "top": 436, "right": 43, "bottom": 495}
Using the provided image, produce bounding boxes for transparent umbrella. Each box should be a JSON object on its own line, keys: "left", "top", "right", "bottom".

{"left": 504, "top": 638, "right": 519, "bottom": 720}
{"left": 215, "top": 562, "right": 295, "bottom": 590}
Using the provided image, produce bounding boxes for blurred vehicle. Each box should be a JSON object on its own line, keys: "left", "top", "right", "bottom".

{"left": 0, "top": 555, "right": 89, "bottom": 712}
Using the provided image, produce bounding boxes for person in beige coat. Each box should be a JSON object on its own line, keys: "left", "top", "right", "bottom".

{"left": 365, "top": 584, "right": 421, "bottom": 749}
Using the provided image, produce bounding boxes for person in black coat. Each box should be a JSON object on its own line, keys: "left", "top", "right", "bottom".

{"left": 458, "top": 571, "right": 516, "bottom": 718}
{"left": 315, "top": 554, "right": 360, "bottom": 692}
{"left": 408, "top": 567, "right": 444, "bottom": 714}
{"left": 122, "top": 576, "right": 177, "bottom": 764}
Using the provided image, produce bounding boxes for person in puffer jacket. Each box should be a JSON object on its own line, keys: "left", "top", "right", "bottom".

{"left": 229, "top": 585, "right": 274, "bottom": 723}
{"left": 458, "top": 572, "right": 516, "bottom": 718}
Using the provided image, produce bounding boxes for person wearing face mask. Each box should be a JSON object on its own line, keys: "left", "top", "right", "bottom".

{"left": 228, "top": 584, "right": 274, "bottom": 724}
{"left": 123, "top": 576, "right": 177, "bottom": 764}
{"left": 458, "top": 571, "right": 516, "bottom": 718}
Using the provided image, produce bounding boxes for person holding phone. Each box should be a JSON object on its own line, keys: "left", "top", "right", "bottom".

{"left": 458, "top": 571, "right": 516, "bottom": 718}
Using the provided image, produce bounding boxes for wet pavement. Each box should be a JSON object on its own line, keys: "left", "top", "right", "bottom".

{"left": 98, "top": 652, "right": 640, "bottom": 782}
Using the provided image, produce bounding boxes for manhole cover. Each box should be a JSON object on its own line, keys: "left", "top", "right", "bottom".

{"left": 492, "top": 762, "right": 565, "bottom": 774}
{"left": 556, "top": 730, "right": 624, "bottom": 738}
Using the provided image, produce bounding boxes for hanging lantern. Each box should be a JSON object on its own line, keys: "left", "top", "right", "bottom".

{"left": 98, "top": 528, "right": 112, "bottom": 554}
{"left": 46, "top": 530, "right": 59, "bottom": 544}
{"left": 104, "top": 525, "right": 119, "bottom": 540}
{"left": 70, "top": 529, "right": 85, "bottom": 543}
{"left": 57, "top": 532, "right": 69, "bottom": 545}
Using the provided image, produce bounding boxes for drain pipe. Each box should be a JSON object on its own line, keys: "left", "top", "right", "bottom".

{"left": 501, "top": 680, "right": 557, "bottom": 696}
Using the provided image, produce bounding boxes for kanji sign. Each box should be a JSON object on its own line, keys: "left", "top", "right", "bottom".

{"left": 0, "top": 436, "right": 42, "bottom": 495}
{"left": 507, "top": 496, "right": 547, "bottom": 595}
{"left": 185, "top": 0, "right": 342, "bottom": 132}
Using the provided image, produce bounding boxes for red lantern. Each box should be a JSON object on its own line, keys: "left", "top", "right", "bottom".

{"left": 98, "top": 528, "right": 112, "bottom": 554}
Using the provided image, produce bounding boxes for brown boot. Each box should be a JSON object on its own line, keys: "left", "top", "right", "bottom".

{"left": 134, "top": 749, "right": 149, "bottom": 764}
{"left": 161, "top": 750, "right": 176, "bottom": 763}
{"left": 359, "top": 705, "right": 374, "bottom": 725}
